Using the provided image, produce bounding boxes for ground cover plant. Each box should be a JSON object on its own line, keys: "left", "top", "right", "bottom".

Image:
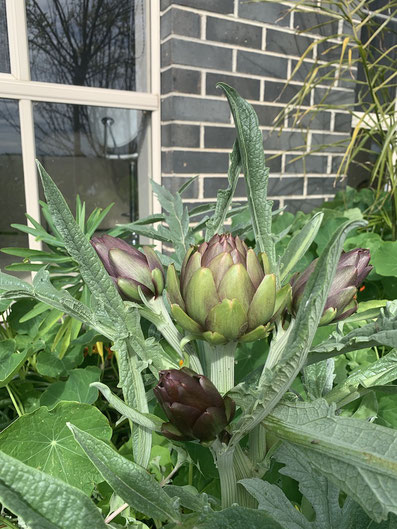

{"left": 1, "top": 84, "right": 397, "bottom": 528}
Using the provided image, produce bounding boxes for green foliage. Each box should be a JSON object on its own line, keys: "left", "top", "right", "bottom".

{"left": 0, "top": 402, "right": 112, "bottom": 494}
{"left": 0, "top": 451, "right": 108, "bottom": 529}
{"left": 68, "top": 423, "right": 181, "bottom": 523}
{"left": 263, "top": 400, "right": 397, "bottom": 521}
{"left": 1, "top": 85, "right": 397, "bottom": 528}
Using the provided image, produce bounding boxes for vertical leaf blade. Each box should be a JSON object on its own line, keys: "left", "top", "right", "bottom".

{"left": 205, "top": 141, "right": 241, "bottom": 240}
{"left": 37, "top": 161, "right": 126, "bottom": 330}
{"left": 68, "top": 423, "right": 180, "bottom": 523}
{"left": 217, "top": 83, "right": 276, "bottom": 271}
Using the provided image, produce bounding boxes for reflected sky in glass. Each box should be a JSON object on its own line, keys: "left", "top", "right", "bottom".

{"left": 34, "top": 101, "right": 145, "bottom": 229}
{"left": 26, "top": 0, "right": 146, "bottom": 91}
{"left": 0, "top": 99, "right": 28, "bottom": 274}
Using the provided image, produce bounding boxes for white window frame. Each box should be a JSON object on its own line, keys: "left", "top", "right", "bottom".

{"left": 1, "top": 0, "right": 161, "bottom": 251}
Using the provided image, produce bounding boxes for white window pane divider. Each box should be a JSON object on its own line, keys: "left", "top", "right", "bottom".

{"left": 149, "top": 0, "right": 162, "bottom": 218}
{"left": 6, "top": 0, "right": 41, "bottom": 251}
{"left": 2, "top": 0, "right": 162, "bottom": 258}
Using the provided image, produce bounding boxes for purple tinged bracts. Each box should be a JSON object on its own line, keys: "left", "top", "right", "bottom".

{"left": 91, "top": 234, "right": 165, "bottom": 302}
{"left": 153, "top": 368, "right": 235, "bottom": 442}
{"left": 291, "top": 248, "right": 372, "bottom": 324}
{"left": 166, "top": 234, "right": 290, "bottom": 344}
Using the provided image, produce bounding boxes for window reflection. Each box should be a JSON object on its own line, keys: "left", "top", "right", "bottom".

{"left": 26, "top": 0, "right": 147, "bottom": 91}
{"left": 0, "top": 99, "right": 29, "bottom": 275}
{"left": 34, "top": 102, "right": 147, "bottom": 231}
{"left": 0, "top": 0, "right": 10, "bottom": 73}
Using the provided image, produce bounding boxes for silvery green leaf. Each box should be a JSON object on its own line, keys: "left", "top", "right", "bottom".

{"left": 0, "top": 451, "right": 107, "bottom": 529}
{"left": 303, "top": 358, "right": 335, "bottom": 400}
{"left": 68, "top": 423, "right": 180, "bottom": 523}
{"left": 309, "top": 301, "right": 397, "bottom": 365}
{"left": 92, "top": 382, "right": 163, "bottom": 430}
{"left": 326, "top": 349, "right": 397, "bottom": 406}
{"left": 279, "top": 212, "right": 323, "bottom": 283}
{"left": 37, "top": 161, "right": 126, "bottom": 332}
{"left": 217, "top": 83, "right": 276, "bottom": 271}
{"left": 239, "top": 477, "right": 311, "bottom": 529}
{"left": 206, "top": 141, "right": 241, "bottom": 240}
{"left": 276, "top": 443, "right": 342, "bottom": 529}
{"left": 264, "top": 399, "right": 397, "bottom": 522}
{"left": 152, "top": 180, "right": 194, "bottom": 264}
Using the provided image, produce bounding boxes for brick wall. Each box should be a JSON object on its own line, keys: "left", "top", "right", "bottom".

{"left": 160, "top": 0, "right": 354, "bottom": 214}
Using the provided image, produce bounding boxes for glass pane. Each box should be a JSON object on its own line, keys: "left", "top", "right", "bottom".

{"left": 0, "top": 0, "right": 10, "bottom": 73}
{"left": 34, "top": 102, "right": 148, "bottom": 234}
{"left": 26, "top": 0, "right": 148, "bottom": 92}
{"left": 0, "top": 99, "right": 29, "bottom": 275}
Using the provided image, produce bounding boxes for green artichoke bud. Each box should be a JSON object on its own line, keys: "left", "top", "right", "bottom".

{"left": 291, "top": 248, "right": 372, "bottom": 324}
{"left": 153, "top": 367, "right": 235, "bottom": 442}
{"left": 166, "top": 233, "right": 280, "bottom": 344}
{"left": 91, "top": 234, "right": 164, "bottom": 302}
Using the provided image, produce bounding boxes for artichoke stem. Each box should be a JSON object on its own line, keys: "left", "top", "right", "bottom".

{"left": 234, "top": 445, "right": 257, "bottom": 508}
{"left": 203, "top": 341, "right": 236, "bottom": 395}
{"left": 213, "top": 441, "right": 237, "bottom": 508}
{"left": 248, "top": 423, "right": 267, "bottom": 468}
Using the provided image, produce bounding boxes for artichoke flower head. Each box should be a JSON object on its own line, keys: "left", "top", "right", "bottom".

{"left": 166, "top": 234, "right": 278, "bottom": 344}
{"left": 291, "top": 248, "right": 372, "bottom": 325}
{"left": 91, "top": 234, "right": 164, "bottom": 302}
{"left": 154, "top": 367, "right": 235, "bottom": 442}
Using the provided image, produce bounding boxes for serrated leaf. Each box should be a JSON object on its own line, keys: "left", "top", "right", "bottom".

{"left": 0, "top": 451, "right": 107, "bottom": 529}
{"left": 68, "top": 423, "right": 180, "bottom": 523}
{"left": 280, "top": 212, "right": 324, "bottom": 283}
{"left": 195, "top": 506, "right": 283, "bottom": 529}
{"left": 276, "top": 443, "right": 343, "bottom": 529}
{"left": 0, "top": 401, "right": 112, "bottom": 494}
{"left": 217, "top": 83, "right": 276, "bottom": 271}
{"left": 264, "top": 399, "right": 397, "bottom": 522}
{"left": 325, "top": 349, "right": 397, "bottom": 406}
{"left": 37, "top": 162, "right": 126, "bottom": 331}
{"left": 309, "top": 301, "right": 397, "bottom": 365}
{"left": 206, "top": 141, "right": 241, "bottom": 240}
{"left": 239, "top": 478, "right": 311, "bottom": 529}
{"left": 152, "top": 180, "right": 193, "bottom": 264}
{"left": 303, "top": 358, "right": 335, "bottom": 400}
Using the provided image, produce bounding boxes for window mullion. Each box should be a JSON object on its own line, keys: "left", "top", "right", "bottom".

{"left": 149, "top": 0, "right": 161, "bottom": 218}
{"left": 6, "top": 0, "right": 41, "bottom": 252}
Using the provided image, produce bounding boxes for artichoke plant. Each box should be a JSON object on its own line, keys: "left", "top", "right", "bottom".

{"left": 291, "top": 248, "right": 372, "bottom": 325}
{"left": 166, "top": 234, "right": 285, "bottom": 344}
{"left": 91, "top": 234, "right": 164, "bottom": 302}
{"left": 154, "top": 367, "right": 235, "bottom": 442}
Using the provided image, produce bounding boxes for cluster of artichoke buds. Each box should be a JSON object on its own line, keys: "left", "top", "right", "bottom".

{"left": 166, "top": 234, "right": 291, "bottom": 344}
{"left": 154, "top": 367, "right": 235, "bottom": 442}
{"left": 91, "top": 234, "right": 165, "bottom": 302}
{"left": 291, "top": 248, "right": 372, "bottom": 325}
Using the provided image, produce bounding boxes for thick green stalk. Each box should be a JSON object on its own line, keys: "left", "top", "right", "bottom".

{"left": 203, "top": 341, "right": 236, "bottom": 394}
{"left": 234, "top": 445, "right": 257, "bottom": 508}
{"left": 117, "top": 340, "right": 152, "bottom": 468}
{"left": 213, "top": 440, "right": 237, "bottom": 508}
{"left": 248, "top": 423, "right": 267, "bottom": 467}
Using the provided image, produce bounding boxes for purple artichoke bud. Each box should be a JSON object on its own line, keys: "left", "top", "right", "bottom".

{"left": 153, "top": 367, "right": 235, "bottom": 442}
{"left": 91, "top": 234, "right": 164, "bottom": 302}
{"left": 291, "top": 248, "right": 372, "bottom": 324}
{"left": 166, "top": 234, "right": 288, "bottom": 345}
